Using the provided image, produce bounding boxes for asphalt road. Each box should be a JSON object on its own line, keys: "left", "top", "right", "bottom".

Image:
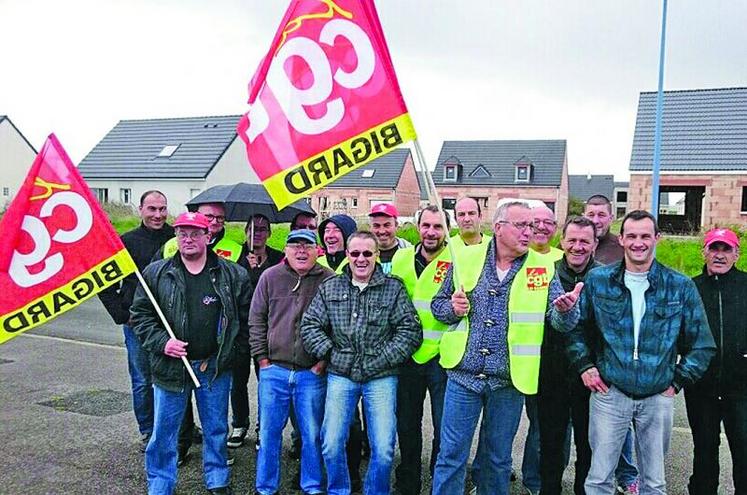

{"left": 0, "top": 299, "right": 735, "bottom": 494}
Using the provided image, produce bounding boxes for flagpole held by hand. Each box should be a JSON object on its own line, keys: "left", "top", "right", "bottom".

{"left": 134, "top": 269, "right": 200, "bottom": 388}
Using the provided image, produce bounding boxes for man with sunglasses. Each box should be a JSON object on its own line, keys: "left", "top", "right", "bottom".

{"left": 250, "top": 230, "right": 333, "bottom": 495}
{"left": 390, "top": 205, "right": 451, "bottom": 495}
{"left": 431, "top": 201, "right": 582, "bottom": 495}
{"left": 302, "top": 231, "right": 422, "bottom": 495}
{"left": 131, "top": 212, "right": 252, "bottom": 495}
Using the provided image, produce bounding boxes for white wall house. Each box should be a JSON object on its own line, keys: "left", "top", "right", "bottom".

{"left": 0, "top": 115, "right": 37, "bottom": 206}
{"left": 78, "top": 115, "right": 260, "bottom": 215}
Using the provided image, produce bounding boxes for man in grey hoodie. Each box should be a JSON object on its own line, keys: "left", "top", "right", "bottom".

{"left": 250, "top": 230, "right": 334, "bottom": 495}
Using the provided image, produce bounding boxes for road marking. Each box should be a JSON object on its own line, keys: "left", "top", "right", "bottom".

{"left": 22, "top": 333, "right": 124, "bottom": 351}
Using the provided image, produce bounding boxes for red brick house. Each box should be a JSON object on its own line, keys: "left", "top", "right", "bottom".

{"left": 310, "top": 148, "right": 421, "bottom": 221}
{"left": 432, "top": 140, "right": 569, "bottom": 223}
{"left": 628, "top": 87, "right": 747, "bottom": 233}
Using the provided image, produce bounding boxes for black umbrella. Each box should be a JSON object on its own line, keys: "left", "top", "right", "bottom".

{"left": 185, "top": 183, "right": 316, "bottom": 223}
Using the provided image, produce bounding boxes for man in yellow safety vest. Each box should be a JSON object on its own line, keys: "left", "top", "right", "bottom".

{"left": 430, "top": 200, "right": 583, "bottom": 495}
{"left": 390, "top": 205, "right": 451, "bottom": 495}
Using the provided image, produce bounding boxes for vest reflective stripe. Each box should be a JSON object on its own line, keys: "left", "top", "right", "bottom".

{"left": 510, "top": 312, "right": 545, "bottom": 323}
{"left": 162, "top": 236, "right": 241, "bottom": 262}
{"left": 438, "top": 245, "right": 554, "bottom": 395}
{"left": 390, "top": 246, "right": 451, "bottom": 364}
{"left": 511, "top": 344, "right": 542, "bottom": 356}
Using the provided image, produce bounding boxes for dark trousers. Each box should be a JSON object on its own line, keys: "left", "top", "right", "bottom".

{"left": 685, "top": 389, "right": 747, "bottom": 495}
{"left": 395, "top": 358, "right": 448, "bottom": 495}
{"left": 230, "top": 354, "right": 259, "bottom": 428}
{"left": 538, "top": 369, "right": 591, "bottom": 495}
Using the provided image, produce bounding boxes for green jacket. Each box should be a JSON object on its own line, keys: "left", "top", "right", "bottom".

{"left": 130, "top": 250, "right": 252, "bottom": 392}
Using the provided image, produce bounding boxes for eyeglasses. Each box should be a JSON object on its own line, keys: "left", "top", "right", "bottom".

{"left": 498, "top": 220, "right": 535, "bottom": 232}
{"left": 348, "top": 250, "right": 376, "bottom": 259}
{"left": 532, "top": 219, "right": 557, "bottom": 228}
{"left": 203, "top": 214, "right": 225, "bottom": 223}
{"left": 286, "top": 242, "right": 315, "bottom": 252}
{"left": 176, "top": 230, "right": 207, "bottom": 241}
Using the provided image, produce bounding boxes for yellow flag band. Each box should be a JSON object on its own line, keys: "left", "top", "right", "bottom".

{"left": 0, "top": 250, "right": 137, "bottom": 344}
{"left": 264, "top": 113, "right": 417, "bottom": 209}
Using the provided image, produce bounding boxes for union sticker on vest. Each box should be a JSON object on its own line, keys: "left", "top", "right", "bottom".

{"left": 526, "top": 267, "right": 550, "bottom": 291}
{"left": 433, "top": 260, "right": 451, "bottom": 284}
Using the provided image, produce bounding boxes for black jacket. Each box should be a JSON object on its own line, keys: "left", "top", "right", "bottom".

{"left": 130, "top": 250, "right": 252, "bottom": 392}
{"left": 99, "top": 222, "right": 175, "bottom": 324}
{"left": 691, "top": 266, "right": 747, "bottom": 395}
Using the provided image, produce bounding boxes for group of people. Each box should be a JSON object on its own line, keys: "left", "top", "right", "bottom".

{"left": 99, "top": 189, "right": 745, "bottom": 495}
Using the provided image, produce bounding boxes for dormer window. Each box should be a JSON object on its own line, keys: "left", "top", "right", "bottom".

{"left": 514, "top": 157, "right": 533, "bottom": 183}
{"left": 445, "top": 166, "right": 457, "bottom": 181}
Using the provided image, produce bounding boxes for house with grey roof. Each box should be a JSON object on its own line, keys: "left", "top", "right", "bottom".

{"left": 628, "top": 87, "right": 747, "bottom": 232}
{"left": 0, "top": 115, "right": 37, "bottom": 206}
{"left": 432, "top": 139, "right": 569, "bottom": 223}
{"left": 309, "top": 148, "right": 422, "bottom": 221}
{"left": 569, "top": 175, "right": 615, "bottom": 203}
{"left": 77, "top": 115, "right": 259, "bottom": 214}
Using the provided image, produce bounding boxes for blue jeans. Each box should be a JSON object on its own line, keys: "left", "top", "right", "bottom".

{"left": 124, "top": 324, "right": 153, "bottom": 436}
{"left": 585, "top": 386, "right": 673, "bottom": 495}
{"left": 432, "top": 380, "right": 524, "bottom": 495}
{"left": 256, "top": 365, "right": 326, "bottom": 495}
{"left": 322, "top": 373, "right": 398, "bottom": 495}
{"left": 615, "top": 425, "right": 639, "bottom": 487}
{"left": 145, "top": 358, "right": 231, "bottom": 494}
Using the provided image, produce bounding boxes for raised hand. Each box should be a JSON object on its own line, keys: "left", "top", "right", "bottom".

{"left": 552, "top": 282, "right": 584, "bottom": 313}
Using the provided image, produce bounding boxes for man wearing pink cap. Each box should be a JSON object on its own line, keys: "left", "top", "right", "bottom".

{"left": 687, "top": 227, "right": 747, "bottom": 495}
{"left": 131, "top": 212, "right": 252, "bottom": 495}
{"left": 369, "top": 203, "right": 411, "bottom": 274}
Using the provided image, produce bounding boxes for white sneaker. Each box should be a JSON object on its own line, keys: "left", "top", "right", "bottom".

{"left": 226, "top": 426, "right": 247, "bottom": 448}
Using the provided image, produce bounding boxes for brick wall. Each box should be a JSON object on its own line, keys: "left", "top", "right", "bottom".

{"left": 392, "top": 153, "right": 421, "bottom": 217}
{"left": 629, "top": 173, "right": 747, "bottom": 228}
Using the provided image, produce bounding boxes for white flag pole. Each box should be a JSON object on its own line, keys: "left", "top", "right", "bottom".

{"left": 412, "top": 139, "right": 461, "bottom": 289}
{"left": 134, "top": 269, "right": 200, "bottom": 388}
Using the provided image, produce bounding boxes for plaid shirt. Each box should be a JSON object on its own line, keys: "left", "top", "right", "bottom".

{"left": 301, "top": 264, "right": 422, "bottom": 382}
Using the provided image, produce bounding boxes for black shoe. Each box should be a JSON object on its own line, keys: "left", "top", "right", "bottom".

{"left": 177, "top": 448, "right": 191, "bottom": 468}
{"left": 226, "top": 449, "right": 235, "bottom": 466}
{"left": 208, "top": 487, "right": 232, "bottom": 495}
{"left": 227, "top": 426, "right": 247, "bottom": 448}
{"left": 350, "top": 476, "right": 362, "bottom": 493}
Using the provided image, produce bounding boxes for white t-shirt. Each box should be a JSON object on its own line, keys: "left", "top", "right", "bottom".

{"left": 624, "top": 270, "right": 649, "bottom": 360}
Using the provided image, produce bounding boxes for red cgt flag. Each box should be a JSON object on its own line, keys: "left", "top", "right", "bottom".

{"left": 0, "top": 134, "right": 136, "bottom": 344}
{"left": 237, "top": 0, "right": 417, "bottom": 209}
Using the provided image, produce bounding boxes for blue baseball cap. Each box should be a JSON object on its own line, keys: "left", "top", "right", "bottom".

{"left": 286, "top": 229, "right": 317, "bottom": 245}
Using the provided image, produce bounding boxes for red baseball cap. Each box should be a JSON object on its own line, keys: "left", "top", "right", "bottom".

{"left": 369, "top": 203, "right": 398, "bottom": 218}
{"left": 703, "top": 228, "right": 740, "bottom": 249}
{"left": 173, "top": 212, "right": 210, "bottom": 229}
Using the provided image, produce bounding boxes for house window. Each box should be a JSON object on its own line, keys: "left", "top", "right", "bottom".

{"left": 444, "top": 166, "right": 456, "bottom": 181}
{"left": 91, "top": 188, "right": 109, "bottom": 203}
{"left": 158, "top": 145, "right": 179, "bottom": 157}
{"left": 319, "top": 196, "right": 328, "bottom": 210}
{"left": 616, "top": 190, "right": 628, "bottom": 202}
{"left": 442, "top": 198, "right": 457, "bottom": 210}
{"left": 362, "top": 169, "right": 375, "bottom": 178}
{"left": 546, "top": 202, "right": 555, "bottom": 212}
{"left": 120, "top": 188, "right": 131, "bottom": 204}
{"left": 2, "top": 187, "right": 9, "bottom": 197}
{"left": 616, "top": 207, "right": 626, "bottom": 218}
{"left": 351, "top": 197, "right": 358, "bottom": 208}
{"left": 515, "top": 166, "right": 529, "bottom": 182}
{"left": 741, "top": 187, "right": 747, "bottom": 213}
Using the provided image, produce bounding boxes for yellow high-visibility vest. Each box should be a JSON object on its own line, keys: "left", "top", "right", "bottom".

{"left": 438, "top": 244, "right": 555, "bottom": 394}
{"left": 162, "top": 236, "right": 242, "bottom": 262}
{"left": 316, "top": 256, "right": 349, "bottom": 274}
{"left": 391, "top": 246, "right": 452, "bottom": 364}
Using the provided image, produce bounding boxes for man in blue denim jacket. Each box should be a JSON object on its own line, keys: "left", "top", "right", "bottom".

{"left": 566, "top": 210, "right": 716, "bottom": 494}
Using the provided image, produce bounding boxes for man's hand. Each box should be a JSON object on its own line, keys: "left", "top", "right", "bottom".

{"left": 553, "top": 282, "right": 584, "bottom": 313}
{"left": 247, "top": 253, "right": 260, "bottom": 269}
{"left": 661, "top": 385, "right": 676, "bottom": 397}
{"left": 451, "top": 285, "right": 470, "bottom": 317}
{"left": 164, "top": 338, "right": 188, "bottom": 358}
{"left": 311, "top": 360, "right": 327, "bottom": 376}
{"left": 258, "top": 358, "right": 271, "bottom": 369}
{"left": 581, "top": 366, "right": 609, "bottom": 393}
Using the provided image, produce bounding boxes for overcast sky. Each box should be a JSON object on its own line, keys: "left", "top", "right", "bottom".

{"left": 2, "top": 0, "right": 746, "bottom": 180}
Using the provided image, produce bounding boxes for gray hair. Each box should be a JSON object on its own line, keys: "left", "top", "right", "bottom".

{"left": 492, "top": 200, "right": 530, "bottom": 223}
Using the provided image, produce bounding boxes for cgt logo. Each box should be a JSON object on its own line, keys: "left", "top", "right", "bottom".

{"left": 433, "top": 260, "right": 451, "bottom": 284}
{"left": 8, "top": 179, "right": 93, "bottom": 288}
{"left": 526, "top": 267, "right": 550, "bottom": 291}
